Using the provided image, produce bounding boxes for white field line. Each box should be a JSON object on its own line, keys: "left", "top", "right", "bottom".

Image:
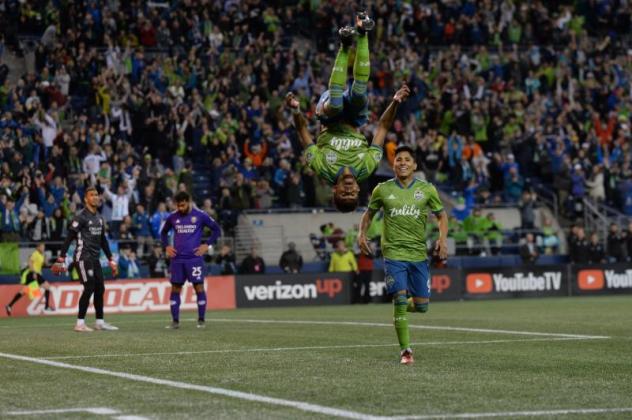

{"left": 391, "top": 407, "right": 632, "bottom": 419}
{"left": 43, "top": 337, "right": 594, "bottom": 360}
{"left": 207, "top": 318, "right": 611, "bottom": 339}
{"left": 6, "top": 407, "right": 119, "bottom": 415}
{"left": 0, "top": 352, "right": 381, "bottom": 420}
{"left": 3, "top": 353, "right": 629, "bottom": 420}
{"left": 0, "top": 318, "right": 199, "bottom": 329}
{"left": 0, "top": 317, "right": 611, "bottom": 339}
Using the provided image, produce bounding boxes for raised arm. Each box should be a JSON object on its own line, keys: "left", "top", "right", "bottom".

{"left": 372, "top": 85, "right": 410, "bottom": 148}
{"left": 285, "top": 92, "right": 314, "bottom": 149}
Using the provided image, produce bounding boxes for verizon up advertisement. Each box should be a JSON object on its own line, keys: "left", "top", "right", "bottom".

{"left": 235, "top": 273, "right": 352, "bottom": 308}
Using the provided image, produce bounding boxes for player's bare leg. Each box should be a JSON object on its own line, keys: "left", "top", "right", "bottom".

{"left": 407, "top": 297, "right": 430, "bottom": 313}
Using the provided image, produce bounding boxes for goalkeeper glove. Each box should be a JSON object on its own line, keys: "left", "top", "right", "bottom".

{"left": 109, "top": 259, "right": 118, "bottom": 277}
{"left": 51, "top": 257, "right": 67, "bottom": 275}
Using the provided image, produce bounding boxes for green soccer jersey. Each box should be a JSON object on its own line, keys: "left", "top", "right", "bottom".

{"left": 368, "top": 178, "right": 444, "bottom": 262}
{"left": 305, "top": 124, "right": 382, "bottom": 184}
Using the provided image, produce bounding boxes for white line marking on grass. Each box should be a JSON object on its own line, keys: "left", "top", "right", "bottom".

{"left": 42, "top": 337, "right": 594, "bottom": 360}
{"left": 0, "top": 317, "right": 612, "bottom": 340}
{"left": 391, "top": 407, "right": 632, "bottom": 419}
{"left": 6, "top": 407, "right": 119, "bottom": 415}
{"left": 0, "top": 318, "right": 199, "bottom": 330}
{"left": 0, "top": 352, "right": 380, "bottom": 420}
{"left": 207, "top": 318, "right": 611, "bottom": 339}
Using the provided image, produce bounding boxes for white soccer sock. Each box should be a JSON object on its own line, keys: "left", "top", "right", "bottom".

{"left": 96, "top": 319, "right": 104, "bottom": 326}
{"left": 76, "top": 319, "right": 85, "bottom": 326}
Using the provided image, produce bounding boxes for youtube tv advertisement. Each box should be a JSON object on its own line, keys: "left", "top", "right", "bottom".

{"left": 572, "top": 264, "right": 632, "bottom": 295}
{"left": 464, "top": 266, "right": 569, "bottom": 299}
{"left": 235, "top": 273, "right": 352, "bottom": 308}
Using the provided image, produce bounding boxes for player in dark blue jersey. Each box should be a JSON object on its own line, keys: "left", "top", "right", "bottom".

{"left": 161, "top": 191, "right": 221, "bottom": 329}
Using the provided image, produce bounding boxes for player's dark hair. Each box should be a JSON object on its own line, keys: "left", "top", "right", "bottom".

{"left": 174, "top": 191, "right": 191, "bottom": 203}
{"left": 395, "top": 145, "right": 415, "bottom": 158}
{"left": 333, "top": 193, "right": 359, "bottom": 213}
{"left": 85, "top": 186, "right": 98, "bottom": 195}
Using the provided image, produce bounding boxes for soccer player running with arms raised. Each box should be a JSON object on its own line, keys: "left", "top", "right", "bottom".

{"left": 53, "top": 186, "right": 119, "bottom": 332}
{"left": 358, "top": 146, "right": 448, "bottom": 365}
{"left": 161, "top": 191, "right": 221, "bottom": 329}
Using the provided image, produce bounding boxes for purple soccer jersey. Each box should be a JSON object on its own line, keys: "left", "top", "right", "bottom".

{"left": 160, "top": 208, "right": 221, "bottom": 261}
{"left": 161, "top": 208, "right": 221, "bottom": 285}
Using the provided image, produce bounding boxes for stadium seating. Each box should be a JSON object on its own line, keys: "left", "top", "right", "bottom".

{"left": 1, "top": 1, "right": 631, "bottom": 274}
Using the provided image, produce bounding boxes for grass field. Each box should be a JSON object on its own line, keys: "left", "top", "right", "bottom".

{"left": 1, "top": 296, "right": 631, "bottom": 419}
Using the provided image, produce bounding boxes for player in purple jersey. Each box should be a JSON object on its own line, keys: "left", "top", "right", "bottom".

{"left": 160, "top": 191, "right": 221, "bottom": 329}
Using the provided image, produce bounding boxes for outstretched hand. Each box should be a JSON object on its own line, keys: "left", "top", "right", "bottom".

{"left": 109, "top": 259, "right": 118, "bottom": 278}
{"left": 393, "top": 84, "right": 411, "bottom": 103}
{"left": 285, "top": 92, "right": 300, "bottom": 110}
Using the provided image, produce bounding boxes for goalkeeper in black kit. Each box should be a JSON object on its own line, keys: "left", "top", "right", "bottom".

{"left": 53, "top": 186, "right": 119, "bottom": 332}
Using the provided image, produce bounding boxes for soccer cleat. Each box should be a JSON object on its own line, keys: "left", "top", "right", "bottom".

{"left": 197, "top": 320, "right": 206, "bottom": 329}
{"left": 5, "top": 304, "right": 12, "bottom": 316}
{"left": 43, "top": 307, "right": 56, "bottom": 313}
{"left": 94, "top": 322, "right": 119, "bottom": 331}
{"left": 74, "top": 324, "right": 94, "bottom": 332}
{"left": 356, "top": 11, "right": 375, "bottom": 34}
{"left": 166, "top": 321, "right": 180, "bottom": 330}
{"left": 400, "top": 348, "right": 414, "bottom": 365}
{"left": 338, "top": 26, "right": 356, "bottom": 48}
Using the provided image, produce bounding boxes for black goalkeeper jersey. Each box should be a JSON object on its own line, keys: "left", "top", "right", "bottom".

{"left": 60, "top": 208, "right": 112, "bottom": 262}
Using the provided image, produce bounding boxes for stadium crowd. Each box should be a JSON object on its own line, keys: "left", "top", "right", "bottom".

{"left": 1, "top": 0, "right": 631, "bottom": 269}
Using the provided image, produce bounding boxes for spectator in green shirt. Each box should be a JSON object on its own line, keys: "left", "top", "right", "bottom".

{"left": 448, "top": 216, "right": 468, "bottom": 256}
{"left": 483, "top": 212, "right": 504, "bottom": 255}
{"left": 463, "top": 207, "right": 488, "bottom": 255}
